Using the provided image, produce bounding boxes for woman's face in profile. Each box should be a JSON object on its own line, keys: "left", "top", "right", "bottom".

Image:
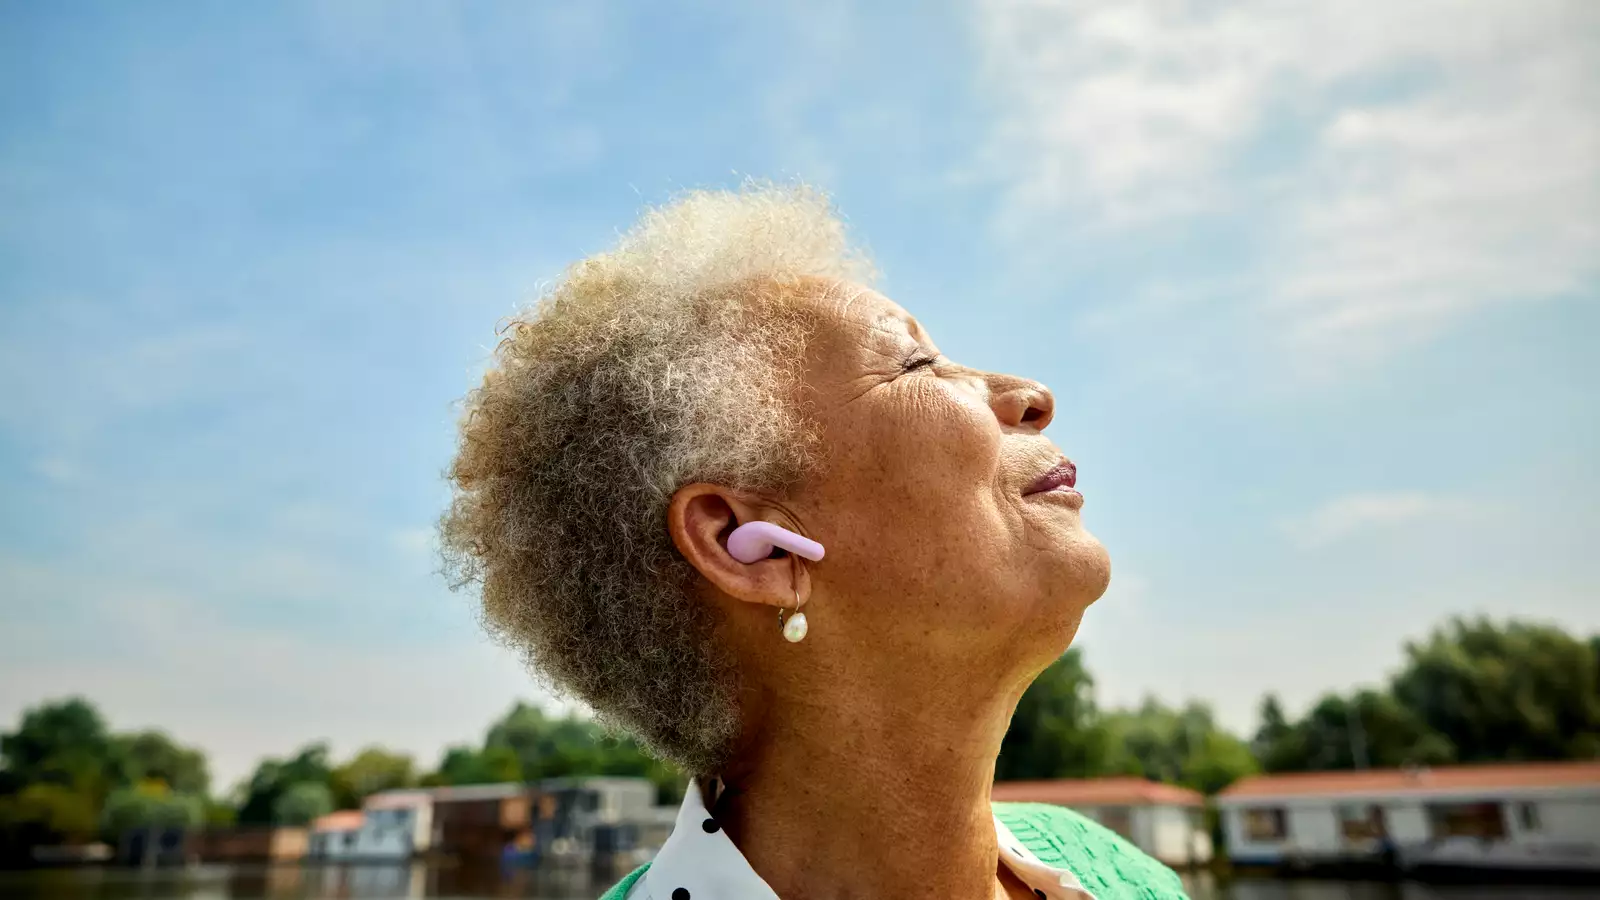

{"left": 794, "top": 283, "right": 1111, "bottom": 661}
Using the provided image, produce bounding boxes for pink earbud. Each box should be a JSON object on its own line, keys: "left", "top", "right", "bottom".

{"left": 726, "top": 521, "right": 825, "bottom": 563}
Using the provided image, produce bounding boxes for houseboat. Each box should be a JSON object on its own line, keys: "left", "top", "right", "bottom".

{"left": 353, "top": 790, "right": 432, "bottom": 860}
{"left": 356, "top": 777, "right": 669, "bottom": 865}
{"left": 306, "top": 810, "right": 365, "bottom": 861}
{"left": 991, "top": 776, "right": 1212, "bottom": 867}
{"left": 306, "top": 797, "right": 432, "bottom": 862}
{"left": 193, "top": 825, "right": 307, "bottom": 862}
{"left": 418, "top": 782, "right": 535, "bottom": 861}
{"left": 534, "top": 776, "right": 664, "bottom": 867}
{"left": 1216, "top": 761, "right": 1600, "bottom": 879}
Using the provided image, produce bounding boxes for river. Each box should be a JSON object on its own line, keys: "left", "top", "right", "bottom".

{"left": 0, "top": 865, "right": 1593, "bottom": 900}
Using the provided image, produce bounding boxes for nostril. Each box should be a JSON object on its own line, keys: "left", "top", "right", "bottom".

{"left": 1021, "top": 405, "right": 1047, "bottom": 424}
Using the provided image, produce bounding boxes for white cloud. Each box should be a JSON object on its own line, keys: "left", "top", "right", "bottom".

{"left": 390, "top": 527, "right": 436, "bottom": 558}
{"left": 1280, "top": 490, "right": 1467, "bottom": 549}
{"left": 0, "top": 306, "right": 245, "bottom": 446}
{"left": 0, "top": 551, "right": 550, "bottom": 790}
{"left": 0, "top": 473, "right": 550, "bottom": 790}
{"left": 31, "top": 456, "right": 83, "bottom": 485}
{"left": 976, "top": 0, "right": 1599, "bottom": 357}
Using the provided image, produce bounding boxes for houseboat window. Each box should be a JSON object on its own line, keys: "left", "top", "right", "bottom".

{"left": 1338, "top": 805, "right": 1386, "bottom": 841}
{"left": 1243, "top": 808, "right": 1287, "bottom": 842}
{"left": 1099, "top": 806, "right": 1133, "bottom": 838}
{"left": 344, "top": 831, "right": 357, "bottom": 848}
{"left": 1517, "top": 802, "right": 1541, "bottom": 832}
{"left": 1427, "top": 802, "right": 1506, "bottom": 840}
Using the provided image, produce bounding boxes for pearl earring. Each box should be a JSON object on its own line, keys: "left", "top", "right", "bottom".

{"left": 779, "top": 588, "right": 808, "bottom": 643}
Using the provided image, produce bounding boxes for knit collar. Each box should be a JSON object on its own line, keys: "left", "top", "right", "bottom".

{"left": 634, "top": 780, "right": 1095, "bottom": 900}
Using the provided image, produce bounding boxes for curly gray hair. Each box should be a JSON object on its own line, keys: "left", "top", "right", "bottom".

{"left": 440, "top": 184, "right": 875, "bottom": 774}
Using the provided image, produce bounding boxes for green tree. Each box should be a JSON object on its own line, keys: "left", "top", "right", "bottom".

{"left": 485, "top": 703, "right": 606, "bottom": 779}
{"left": 1348, "top": 690, "right": 1456, "bottom": 768}
{"left": 1185, "top": 728, "right": 1261, "bottom": 796}
{"left": 114, "top": 731, "right": 210, "bottom": 796}
{"left": 1252, "top": 693, "right": 1313, "bottom": 773}
{"left": 1591, "top": 635, "right": 1600, "bottom": 700}
{"left": 0, "top": 698, "right": 122, "bottom": 802}
{"left": 272, "top": 782, "right": 334, "bottom": 826}
{"left": 1391, "top": 617, "right": 1600, "bottom": 762}
{"left": 0, "top": 699, "right": 221, "bottom": 858}
{"left": 0, "top": 783, "right": 99, "bottom": 849}
{"left": 237, "top": 744, "right": 333, "bottom": 825}
{"left": 1102, "top": 699, "right": 1258, "bottom": 794}
{"left": 101, "top": 781, "right": 203, "bottom": 835}
{"left": 423, "top": 745, "right": 522, "bottom": 787}
{"left": 203, "top": 798, "right": 237, "bottom": 828}
{"left": 587, "top": 737, "right": 687, "bottom": 804}
{"left": 1252, "top": 696, "right": 1292, "bottom": 757}
{"left": 1254, "top": 690, "right": 1454, "bottom": 773}
{"left": 997, "top": 650, "right": 1114, "bottom": 780}
{"left": 480, "top": 703, "right": 685, "bottom": 802}
{"left": 331, "top": 747, "right": 415, "bottom": 809}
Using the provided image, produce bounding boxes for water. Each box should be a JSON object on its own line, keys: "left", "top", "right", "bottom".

{"left": 0, "top": 866, "right": 1592, "bottom": 900}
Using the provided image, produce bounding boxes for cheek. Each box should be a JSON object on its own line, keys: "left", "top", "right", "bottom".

{"left": 836, "top": 382, "right": 996, "bottom": 509}
{"left": 813, "top": 384, "right": 1006, "bottom": 592}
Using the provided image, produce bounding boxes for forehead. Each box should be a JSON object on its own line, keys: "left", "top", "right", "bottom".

{"left": 796, "top": 280, "right": 925, "bottom": 343}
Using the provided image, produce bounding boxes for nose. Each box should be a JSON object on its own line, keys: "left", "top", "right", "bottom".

{"left": 989, "top": 374, "right": 1054, "bottom": 431}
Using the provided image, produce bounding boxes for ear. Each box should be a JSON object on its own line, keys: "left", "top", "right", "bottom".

{"left": 668, "top": 483, "right": 807, "bottom": 611}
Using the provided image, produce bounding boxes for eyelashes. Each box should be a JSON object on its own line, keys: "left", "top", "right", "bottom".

{"left": 900, "top": 352, "right": 940, "bottom": 374}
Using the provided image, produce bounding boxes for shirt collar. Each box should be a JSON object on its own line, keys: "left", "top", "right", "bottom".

{"left": 644, "top": 780, "right": 779, "bottom": 900}
{"left": 641, "top": 781, "right": 1095, "bottom": 900}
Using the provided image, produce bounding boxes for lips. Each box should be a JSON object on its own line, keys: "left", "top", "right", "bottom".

{"left": 1025, "top": 459, "right": 1078, "bottom": 495}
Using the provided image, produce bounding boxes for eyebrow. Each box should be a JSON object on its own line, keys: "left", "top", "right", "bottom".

{"left": 878, "top": 315, "right": 936, "bottom": 354}
{"left": 868, "top": 312, "right": 918, "bottom": 338}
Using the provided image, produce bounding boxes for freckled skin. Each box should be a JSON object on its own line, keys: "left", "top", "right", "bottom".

{"left": 667, "top": 280, "right": 1112, "bottom": 900}
{"left": 796, "top": 284, "right": 1111, "bottom": 666}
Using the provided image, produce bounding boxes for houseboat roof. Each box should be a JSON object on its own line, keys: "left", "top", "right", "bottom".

{"left": 310, "top": 810, "right": 365, "bottom": 832}
{"left": 1217, "top": 761, "right": 1600, "bottom": 803}
{"left": 992, "top": 777, "right": 1205, "bottom": 808}
{"left": 419, "top": 783, "right": 531, "bottom": 803}
{"left": 363, "top": 790, "right": 431, "bottom": 810}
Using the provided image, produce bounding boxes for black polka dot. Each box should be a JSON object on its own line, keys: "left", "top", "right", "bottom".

{"left": 701, "top": 817, "right": 720, "bottom": 833}
{"left": 672, "top": 889, "right": 690, "bottom": 900}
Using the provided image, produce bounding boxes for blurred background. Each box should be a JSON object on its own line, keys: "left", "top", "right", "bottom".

{"left": 1, "top": 1, "right": 1596, "bottom": 898}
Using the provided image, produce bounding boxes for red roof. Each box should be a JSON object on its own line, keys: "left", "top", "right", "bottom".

{"left": 1219, "top": 761, "right": 1600, "bottom": 800}
{"left": 310, "top": 810, "right": 364, "bottom": 832}
{"left": 992, "top": 777, "right": 1205, "bottom": 808}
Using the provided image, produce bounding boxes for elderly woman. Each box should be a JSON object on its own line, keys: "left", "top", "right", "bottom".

{"left": 442, "top": 185, "right": 1185, "bottom": 899}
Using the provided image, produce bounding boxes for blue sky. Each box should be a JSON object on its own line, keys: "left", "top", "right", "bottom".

{"left": 2, "top": 1, "right": 1596, "bottom": 787}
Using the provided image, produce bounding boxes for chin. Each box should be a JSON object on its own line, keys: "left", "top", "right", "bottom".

{"left": 1056, "top": 527, "right": 1111, "bottom": 602}
{"left": 1020, "top": 596, "right": 1090, "bottom": 665}
{"left": 1006, "top": 552, "right": 1104, "bottom": 653}
{"left": 1042, "top": 541, "right": 1110, "bottom": 636}
{"left": 1079, "top": 536, "right": 1113, "bottom": 603}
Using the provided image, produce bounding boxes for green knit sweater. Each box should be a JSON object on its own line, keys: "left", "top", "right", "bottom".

{"left": 598, "top": 802, "right": 1189, "bottom": 899}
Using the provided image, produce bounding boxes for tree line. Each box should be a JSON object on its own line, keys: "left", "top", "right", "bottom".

{"left": 0, "top": 701, "right": 679, "bottom": 865}
{"left": 999, "top": 616, "right": 1600, "bottom": 793}
{"left": 3, "top": 616, "right": 1596, "bottom": 863}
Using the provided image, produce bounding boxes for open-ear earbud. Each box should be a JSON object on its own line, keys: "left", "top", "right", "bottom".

{"left": 726, "top": 521, "right": 825, "bottom": 563}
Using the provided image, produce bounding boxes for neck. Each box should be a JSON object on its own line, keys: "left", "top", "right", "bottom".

{"left": 715, "top": 669, "right": 1029, "bottom": 900}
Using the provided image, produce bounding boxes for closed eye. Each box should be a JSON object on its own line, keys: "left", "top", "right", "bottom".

{"left": 900, "top": 352, "right": 940, "bottom": 374}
